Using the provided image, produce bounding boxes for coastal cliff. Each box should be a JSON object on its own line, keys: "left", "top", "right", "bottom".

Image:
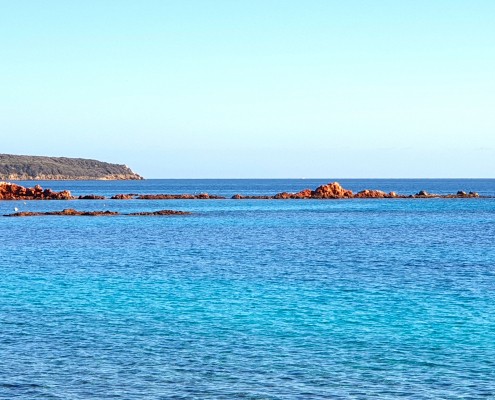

{"left": 0, "top": 154, "right": 143, "bottom": 180}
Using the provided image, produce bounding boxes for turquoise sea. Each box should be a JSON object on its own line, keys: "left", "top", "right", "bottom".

{"left": 1, "top": 179, "right": 495, "bottom": 399}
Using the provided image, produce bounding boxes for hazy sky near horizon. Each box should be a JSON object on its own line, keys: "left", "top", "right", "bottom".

{"left": 1, "top": 1, "right": 494, "bottom": 178}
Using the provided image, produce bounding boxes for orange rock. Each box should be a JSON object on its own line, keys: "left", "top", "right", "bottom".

{"left": 354, "top": 189, "right": 388, "bottom": 198}
{"left": 312, "top": 182, "right": 354, "bottom": 199}
{"left": 293, "top": 189, "right": 313, "bottom": 199}
{"left": 0, "top": 182, "right": 74, "bottom": 200}
{"left": 111, "top": 194, "right": 136, "bottom": 200}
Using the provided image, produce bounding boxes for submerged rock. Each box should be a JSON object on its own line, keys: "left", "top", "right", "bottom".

{"left": 3, "top": 208, "right": 192, "bottom": 217}
{"left": 128, "top": 210, "right": 192, "bottom": 216}
{"left": 111, "top": 194, "right": 136, "bottom": 200}
{"left": 137, "top": 193, "right": 226, "bottom": 200}
{"left": 4, "top": 209, "right": 118, "bottom": 217}
{"left": 231, "top": 194, "right": 274, "bottom": 199}
{"left": 78, "top": 195, "right": 106, "bottom": 200}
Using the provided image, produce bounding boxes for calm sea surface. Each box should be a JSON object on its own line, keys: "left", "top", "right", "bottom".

{"left": 1, "top": 179, "right": 495, "bottom": 399}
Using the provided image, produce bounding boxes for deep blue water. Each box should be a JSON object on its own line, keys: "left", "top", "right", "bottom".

{"left": 1, "top": 179, "right": 495, "bottom": 399}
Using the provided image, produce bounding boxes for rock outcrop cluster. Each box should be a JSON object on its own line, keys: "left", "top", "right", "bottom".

{"left": 412, "top": 190, "right": 479, "bottom": 198}
{"left": 232, "top": 182, "right": 481, "bottom": 199}
{"left": 0, "top": 181, "right": 483, "bottom": 202}
{"left": 274, "top": 182, "right": 354, "bottom": 199}
{"left": 0, "top": 182, "right": 73, "bottom": 200}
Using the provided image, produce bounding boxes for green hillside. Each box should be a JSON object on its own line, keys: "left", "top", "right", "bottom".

{"left": 0, "top": 154, "right": 143, "bottom": 180}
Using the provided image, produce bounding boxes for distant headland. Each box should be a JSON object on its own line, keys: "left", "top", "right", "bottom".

{"left": 0, "top": 154, "right": 143, "bottom": 180}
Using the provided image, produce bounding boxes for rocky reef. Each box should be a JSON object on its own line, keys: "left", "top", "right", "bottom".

{"left": 4, "top": 209, "right": 119, "bottom": 217}
{"left": 0, "top": 181, "right": 483, "bottom": 202}
{"left": 128, "top": 210, "right": 191, "bottom": 216}
{"left": 273, "top": 182, "right": 354, "bottom": 199}
{"left": 232, "top": 182, "right": 481, "bottom": 199}
{"left": 111, "top": 194, "right": 137, "bottom": 200}
{"left": 137, "top": 193, "right": 226, "bottom": 200}
{"left": 4, "top": 208, "right": 191, "bottom": 217}
{"left": 0, "top": 182, "right": 74, "bottom": 200}
{"left": 412, "top": 190, "right": 480, "bottom": 199}
{"left": 78, "top": 195, "right": 106, "bottom": 200}
{"left": 108, "top": 193, "right": 226, "bottom": 200}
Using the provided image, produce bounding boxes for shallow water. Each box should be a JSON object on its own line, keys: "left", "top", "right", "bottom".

{"left": 1, "top": 180, "right": 495, "bottom": 399}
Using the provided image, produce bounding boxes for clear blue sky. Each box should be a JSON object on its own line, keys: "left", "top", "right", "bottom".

{"left": 1, "top": 1, "right": 493, "bottom": 178}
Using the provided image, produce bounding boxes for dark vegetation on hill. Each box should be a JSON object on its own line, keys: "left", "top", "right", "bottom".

{"left": 0, "top": 154, "right": 143, "bottom": 180}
